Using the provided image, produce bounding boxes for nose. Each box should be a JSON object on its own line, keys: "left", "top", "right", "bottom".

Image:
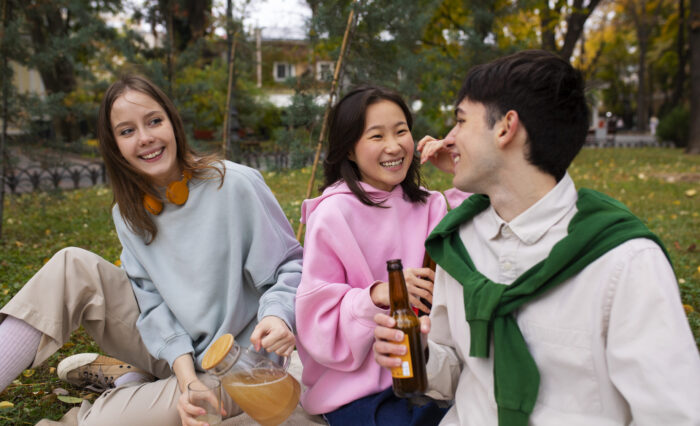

{"left": 443, "top": 126, "right": 457, "bottom": 148}
{"left": 137, "top": 126, "right": 155, "bottom": 146}
{"left": 384, "top": 135, "right": 404, "bottom": 154}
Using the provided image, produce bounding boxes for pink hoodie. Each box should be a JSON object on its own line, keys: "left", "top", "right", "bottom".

{"left": 295, "top": 181, "right": 448, "bottom": 415}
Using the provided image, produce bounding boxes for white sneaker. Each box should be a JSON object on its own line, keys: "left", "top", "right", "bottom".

{"left": 57, "top": 353, "right": 154, "bottom": 392}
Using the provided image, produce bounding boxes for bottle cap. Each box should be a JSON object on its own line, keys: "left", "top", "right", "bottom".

{"left": 386, "top": 259, "right": 403, "bottom": 270}
{"left": 201, "top": 333, "right": 234, "bottom": 370}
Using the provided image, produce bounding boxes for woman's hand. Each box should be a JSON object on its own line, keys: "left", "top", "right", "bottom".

{"left": 177, "top": 377, "right": 225, "bottom": 426}
{"left": 173, "top": 355, "right": 226, "bottom": 426}
{"left": 250, "top": 316, "right": 295, "bottom": 356}
{"left": 370, "top": 267, "right": 435, "bottom": 315}
{"left": 404, "top": 267, "right": 435, "bottom": 315}
{"left": 417, "top": 128, "right": 457, "bottom": 175}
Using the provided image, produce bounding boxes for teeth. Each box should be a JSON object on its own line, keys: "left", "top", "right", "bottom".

{"left": 453, "top": 155, "right": 461, "bottom": 164}
{"left": 141, "top": 148, "right": 163, "bottom": 160}
{"left": 380, "top": 159, "right": 403, "bottom": 167}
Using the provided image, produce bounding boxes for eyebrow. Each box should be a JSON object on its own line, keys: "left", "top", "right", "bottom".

{"left": 112, "top": 110, "right": 162, "bottom": 131}
{"left": 365, "top": 121, "right": 408, "bottom": 133}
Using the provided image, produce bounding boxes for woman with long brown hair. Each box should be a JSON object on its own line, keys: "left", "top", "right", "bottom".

{"left": 0, "top": 75, "right": 304, "bottom": 425}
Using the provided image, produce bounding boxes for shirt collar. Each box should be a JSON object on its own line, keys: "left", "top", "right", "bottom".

{"left": 482, "top": 173, "right": 578, "bottom": 244}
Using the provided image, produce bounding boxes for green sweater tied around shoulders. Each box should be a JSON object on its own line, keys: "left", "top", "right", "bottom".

{"left": 425, "top": 188, "right": 670, "bottom": 426}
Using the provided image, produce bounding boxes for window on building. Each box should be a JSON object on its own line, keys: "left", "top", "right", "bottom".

{"left": 317, "top": 61, "right": 334, "bottom": 81}
{"left": 273, "top": 62, "right": 294, "bottom": 82}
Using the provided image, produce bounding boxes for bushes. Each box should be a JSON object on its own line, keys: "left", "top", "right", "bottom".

{"left": 657, "top": 106, "right": 689, "bottom": 148}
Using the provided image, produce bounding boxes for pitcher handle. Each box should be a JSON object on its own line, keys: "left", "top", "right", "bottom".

{"left": 253, "top": 346, "right": 291, "bottom": 371}
{"left": 280, "top": 354, "right": 290, "bottom": 371}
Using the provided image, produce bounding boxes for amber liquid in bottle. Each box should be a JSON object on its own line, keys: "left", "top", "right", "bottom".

{"left": 418, "top": 252, "right": 436, "bottom": 317}
{"left": 387, "top": 259, "right": 427, "bottom": 398}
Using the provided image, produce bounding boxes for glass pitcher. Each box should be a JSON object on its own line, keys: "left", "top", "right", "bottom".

{"left": 201, "top": 333, "right": 301, "bottom": 426}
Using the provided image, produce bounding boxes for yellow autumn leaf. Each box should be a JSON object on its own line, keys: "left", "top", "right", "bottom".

{"left": 45, "top": 229, "right": 51, "bottom": 236}
{"left": 0, "top": 401, "right": 13, "bottom": 409}
{"left": 49, "top": 367, "right": 56, "bottom": 374}
{"left": 683, "top": 304, "right": 694, "bottom": 314}
{"left": 14, "top": 240, "right": 23, "bottom": 247}
{"left": 673, "top": 200, "right": 681, "bottom": 205}
{"left": 685, "top": 189, "right": 697, "bottom": 197}
{"left": 22, "top": 369, "right": 35, "bottom": 377}
{"left": 114, "top": 259, "right": 121, "bottom": 267}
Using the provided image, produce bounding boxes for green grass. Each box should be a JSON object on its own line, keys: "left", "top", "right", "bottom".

{"left": 0, "top": 147, "right": 698, "bottom": 424}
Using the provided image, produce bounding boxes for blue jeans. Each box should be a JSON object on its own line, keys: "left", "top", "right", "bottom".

{"left": 323, "top": 387, "right": 449, "bottom": 426}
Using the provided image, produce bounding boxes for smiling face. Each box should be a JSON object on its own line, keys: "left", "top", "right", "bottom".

{"left": 450, "top": 98, "right": 501, "bottom": 194}
{"left": 349, "top": 100, "right": 414, "bottom": 192}
{"left": 110, "top": 89, "right": 181, "bottom": 187}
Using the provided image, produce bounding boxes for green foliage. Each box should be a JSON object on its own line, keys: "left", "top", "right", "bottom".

{"left": 657, "top": 106, "right": 690, "bottom": 148}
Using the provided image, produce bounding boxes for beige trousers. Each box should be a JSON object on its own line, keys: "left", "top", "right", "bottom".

{"left": 1, "top": 247, "right": 324, "bottom": 426}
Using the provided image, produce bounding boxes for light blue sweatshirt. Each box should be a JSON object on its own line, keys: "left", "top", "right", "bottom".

{"left": 112, "top": 161, "right": 302, "bottom": 369}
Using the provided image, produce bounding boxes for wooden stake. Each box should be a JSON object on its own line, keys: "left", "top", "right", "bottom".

{"left": 222, "top": 31, "right": 239, "bottom": 158}
{"left": 296, "top": 1, "right": 358, "bottom": 241}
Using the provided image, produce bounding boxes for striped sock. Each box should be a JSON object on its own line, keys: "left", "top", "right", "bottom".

{"left": 0, "top": 315, "right": 42, "bottom": 392}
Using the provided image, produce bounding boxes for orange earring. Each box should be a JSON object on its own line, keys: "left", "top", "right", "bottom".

{"left": 143, "top": 170, "right": 192, "bottom": 215}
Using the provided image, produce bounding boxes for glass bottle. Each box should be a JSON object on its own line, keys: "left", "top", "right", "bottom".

{"left": 387, "top": 259, "right": 428, "bottom": 398}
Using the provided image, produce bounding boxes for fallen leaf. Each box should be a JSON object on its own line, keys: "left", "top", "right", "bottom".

{"left": 673, "top": 241, "right": 682, "bottom": 250}
{"left": 688, "top": 244, "right": 696, "bottom": 253}
{"left": 57, "top": 395, "right": 84, "bottom": 404}
{"left": 0, "top": 401, "right": 13, "bottom": 409}
{"left": 22, "top": 369, "right": 35, "bottom": 377}
{"left": 685, "top": 189, "right": 697, "bottom": 197}
{"left": 52, "top": 388, "right": 69, "bottom": 396}
{"left": 683, "top": 304, "right": 694, "bottom": 314}
{"left": 49, "top": 367, "right": 56, "bottom": 374}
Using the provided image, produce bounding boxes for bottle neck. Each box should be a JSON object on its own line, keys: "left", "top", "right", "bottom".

{"left": 388, "top": 268, "right": 411, "bottom": 311}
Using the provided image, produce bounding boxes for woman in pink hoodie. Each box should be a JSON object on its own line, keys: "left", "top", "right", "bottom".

{"left": 295, "top": 86, "right": 450, "bottom": 425}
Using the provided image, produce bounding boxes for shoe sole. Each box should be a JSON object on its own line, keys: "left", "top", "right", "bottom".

{"left": 57, "top": 353, "right": 99, "bottom": 381}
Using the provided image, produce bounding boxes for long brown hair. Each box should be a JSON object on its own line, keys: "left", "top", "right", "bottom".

{"left": 322, "top": 85, "right": 428, "bottom": 206}
{"left": 97, "top": 74, "right": 224, "bottom": 243}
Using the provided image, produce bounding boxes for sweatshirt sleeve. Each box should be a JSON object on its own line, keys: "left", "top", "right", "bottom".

{"left": 232, "top": 168, "right": 303, "bottom": 332}
{"left": 119, "top": 240, "right": 194, "bottom": 367}
{"left": 295, "top": 203, "right": 388, "bottom": 372}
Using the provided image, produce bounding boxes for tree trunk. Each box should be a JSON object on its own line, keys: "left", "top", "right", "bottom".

{"left": 687, "top": 0, "right": 700, "bottom": 153}
{"left": 540, "top": 0, "right": 557, "bottom": 52}
{"left": 24, "top": 3, "right": 80, "bottom": 142}
{"left": 670, "top": 0, "right": 687, "bottom": 109}
{"left": 636, "top": 38, "right": 649, "bottom": 131}
{"left": 559, "top": 0, "right": 602, "bottom": 60}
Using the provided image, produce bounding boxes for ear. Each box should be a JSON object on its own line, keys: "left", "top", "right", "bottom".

{"left": 494, "top": 110, "right": 521, "bottom": 148}
{"left": 348, "top": 149, "right": 356, "bottom": 163}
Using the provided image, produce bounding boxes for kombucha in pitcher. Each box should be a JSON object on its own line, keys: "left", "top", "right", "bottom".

{"left": 202, "top": 333, "right": 301, "bottom": 426}
{"left": 222, "top": 369, "right": 300, "bottom": 426}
